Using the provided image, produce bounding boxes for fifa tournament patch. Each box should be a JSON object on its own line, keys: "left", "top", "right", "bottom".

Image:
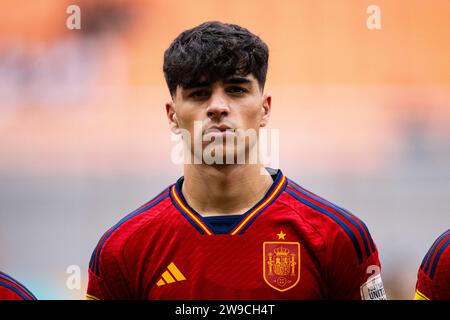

{"left": 360, "top": 274, "right": 387, "bottom": 300}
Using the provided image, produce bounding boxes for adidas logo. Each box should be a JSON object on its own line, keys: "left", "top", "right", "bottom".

{"left": 156, "top": 262, "right": 186, "bottom": 286}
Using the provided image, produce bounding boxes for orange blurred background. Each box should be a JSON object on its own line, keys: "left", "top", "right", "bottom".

{"left": 0, "top": 0, "right": 449, "bottom": 299}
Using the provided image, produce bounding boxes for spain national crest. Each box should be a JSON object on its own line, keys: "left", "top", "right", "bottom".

{"left": 263, "top": 242, "right": 300, "bottom": 292}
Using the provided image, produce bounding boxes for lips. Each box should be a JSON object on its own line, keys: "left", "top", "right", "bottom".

{"left": 203, "top": 125, "right": 237, "bottom": 140}
{"left": 204, "top": 125, "right": 235, "bottom": 134}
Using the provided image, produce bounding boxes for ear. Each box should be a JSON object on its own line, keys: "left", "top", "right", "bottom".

{"left": 166, "top": 102, "right": 180, "bottom": 134}
{"left": 260, "top": 94, "right": 271, "bottom": 128}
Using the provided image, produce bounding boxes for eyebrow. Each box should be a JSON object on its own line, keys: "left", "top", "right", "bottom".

{"left": 223, "top": 76, "right": 252, "bottom": 85}
{"left": 183, "top": 80, "right": 211, "bottom": 90}
{"left": 183, "top": 76, "right": 253, "bottom": 91}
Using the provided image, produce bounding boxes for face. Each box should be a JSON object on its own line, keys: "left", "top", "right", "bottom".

{"left": 166, "top": 74, "right": 271, "bottom": 165}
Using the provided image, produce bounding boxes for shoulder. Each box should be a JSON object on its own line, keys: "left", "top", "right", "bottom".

{"left": 0, "top": 272, "right": 36, "bottom": 300}
{"left": 419, "top": 229, "right": 450, "bottom": 281}
{"left": 281, "top": 177, "right": 377, "bottom": 265}
{"left": 88, "top": 187, "right": 172, "bottom": 277}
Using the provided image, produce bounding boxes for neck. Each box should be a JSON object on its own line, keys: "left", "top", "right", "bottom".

{"left": 181, "top": 164, "right": 274, "bottom": 217}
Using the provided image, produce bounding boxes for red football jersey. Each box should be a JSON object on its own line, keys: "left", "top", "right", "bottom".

{"left": 0, "top": 271, "right": 36, "bottom": 300}
{"left": 415, "top": 230, "right": 450, "bottom": 300}
{"left": 87, "top": 168, "right": 385, "bottom": 300}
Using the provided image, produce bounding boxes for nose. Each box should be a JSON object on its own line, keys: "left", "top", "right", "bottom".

{"left": 206, "top": 91, "right": 229, "bottom": 120}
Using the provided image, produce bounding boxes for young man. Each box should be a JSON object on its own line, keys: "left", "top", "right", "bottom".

{"left": 415, "top": 229, "right": 450, "bottom": 300}
{"left": 0, "top": 271, "right": 36, "bottom": 300}
{"left": 87, "top": 21, "right": 386, "bottom": 300}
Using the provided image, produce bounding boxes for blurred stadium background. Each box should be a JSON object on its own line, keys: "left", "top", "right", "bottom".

{"left": 0, "top": 0, "right": 449, "bottom": 299}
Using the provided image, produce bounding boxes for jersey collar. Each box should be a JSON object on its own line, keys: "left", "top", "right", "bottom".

{"left": 169, "top": 168, "right": 287, "bottom": 235}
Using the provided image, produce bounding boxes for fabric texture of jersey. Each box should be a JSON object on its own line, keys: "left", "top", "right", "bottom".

{"left": 415, "top": 229, "right": 450, "bottom": 300}
{"left": 0, "top": 271, "right": 36, "bottom": 300}
{"left": 87, "top": 168, "right": 384, "bottom": 300}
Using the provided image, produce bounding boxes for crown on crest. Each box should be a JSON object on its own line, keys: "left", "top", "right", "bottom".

{"left": 273, "top": 247, "right": 290, "bottom": 256}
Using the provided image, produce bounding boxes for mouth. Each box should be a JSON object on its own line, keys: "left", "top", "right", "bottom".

{"left": 203, "top": 125, "right": 236, "bottom": 137}
{"left": 205, "top": 125, "right": 235, "bottom": 134}
{"left": 208, "top": 124, "right": 232, "bottom": 131}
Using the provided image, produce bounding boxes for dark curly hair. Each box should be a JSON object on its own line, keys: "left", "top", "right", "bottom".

{"left": 163, "top": 21, "right": 269, "bottom": 97}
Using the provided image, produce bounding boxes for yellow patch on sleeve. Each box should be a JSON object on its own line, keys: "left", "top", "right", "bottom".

{"left": 414, "top": 290, "right": 430, "bottom": 300}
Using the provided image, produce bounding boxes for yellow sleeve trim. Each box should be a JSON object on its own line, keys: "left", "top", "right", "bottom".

{"left": 414, "top": 290, "right": 430, "bottom": 300}
{"left": 86, "top": 294, "right": 100, "bottom": 300}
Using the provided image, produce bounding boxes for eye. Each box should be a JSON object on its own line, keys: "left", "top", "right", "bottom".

{"left": 189, "top": 89, "right": 210, "bottom": 99}
{"left": 227, "top": 86, "right": 247, "bottom": 94}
